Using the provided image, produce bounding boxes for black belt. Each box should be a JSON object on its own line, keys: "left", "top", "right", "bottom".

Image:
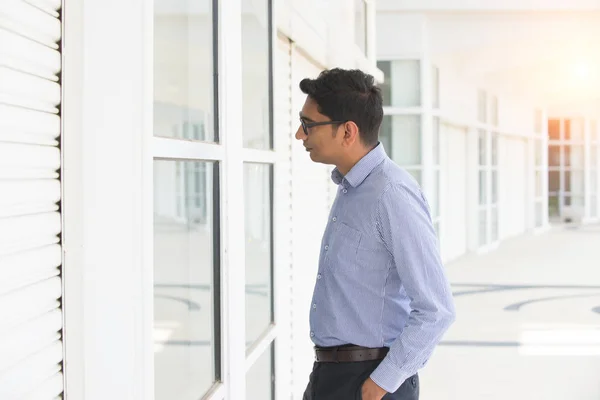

{"left": 314, "top": 345, "right": 389, "bottom": 363}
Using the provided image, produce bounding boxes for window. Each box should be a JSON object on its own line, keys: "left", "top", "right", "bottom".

{"left": 154, "top": 0, "right": 216, "bottom": 143}
{"left": 153, "top": 1, "right": 221, "bottom": 399}
{"left": 242, "top": 0, "right": 272, "bottom": 149}
{"left": 354, "top": 0, "right": 367, "bottom": 54}
{"left": 153, "top": 160, "right": 220, "bottom": 399}
{"left": 377, "top": 61, "right": 392, "bottom": 107}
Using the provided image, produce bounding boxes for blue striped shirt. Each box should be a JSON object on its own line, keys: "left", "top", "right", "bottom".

{"left": 309, "top": 143, "right": 456, "bottom": 393}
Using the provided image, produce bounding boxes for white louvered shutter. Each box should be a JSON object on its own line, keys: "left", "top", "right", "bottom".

{"left": 0, "top": 0, "right": 64, "bottom": 399}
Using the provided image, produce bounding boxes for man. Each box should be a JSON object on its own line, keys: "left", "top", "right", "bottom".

{"left": 297, "top": 68, "right": 456, "bottom": 400}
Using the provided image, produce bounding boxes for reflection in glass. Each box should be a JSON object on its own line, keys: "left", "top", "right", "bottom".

{"left": 154, "top": 0, "right": 215, "bottom": 142}
{"left": 242, "top": 0, "right": 271, "bottom": 149}
{"left": 244, "top": 163, "right": 273, "bottom": 348}
{"left": 153, "top": 160, "right": 218, "bottom": 400}
{"left": 548, "top": 196, "right": 559, "bottom": 217}
{"left": 246, "top": 342, "right": 274, "bottom": 399}
{"left": 569, "top": 145, "right": 584, "bottom": 169}
{"left": 565, "top": 171, "right": 584, "bottom": 195}
{"left": 389, "top": 115, "right": 421, "bottom": 165}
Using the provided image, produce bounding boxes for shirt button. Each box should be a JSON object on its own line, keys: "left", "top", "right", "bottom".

{"left": 343, "top": 189, "right": 348, "bottom": 194}
{"left": 324, "top": 245, "right": 329, "bottom": 250}
{"left": 312, "top": 304, "right": 317, "bottom": 309}
{"left": 310, "top": 331, "right": 315, "bottom": 338}
{"left": 317, "top": 274, "right": 322, "bottom": 279}
{"left": 332, "top": 217, "right": 337, "bottom": 222}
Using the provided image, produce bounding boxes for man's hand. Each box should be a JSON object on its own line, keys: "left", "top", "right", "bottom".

{"left": 361, "top": 377, "right": 387, "bottom": 400}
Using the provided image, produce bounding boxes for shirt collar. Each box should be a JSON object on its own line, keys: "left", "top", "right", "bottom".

{"left": 330, "top": 142, "right": 387, "bottom": 187}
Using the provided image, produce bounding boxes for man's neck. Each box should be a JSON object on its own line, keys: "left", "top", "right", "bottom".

{"left": 335, "top": 145, "right": 376, "bottom": 176}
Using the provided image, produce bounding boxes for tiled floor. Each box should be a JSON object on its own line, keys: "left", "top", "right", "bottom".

{"left": 420, "top": 224, "right": 600, "bottom": 400}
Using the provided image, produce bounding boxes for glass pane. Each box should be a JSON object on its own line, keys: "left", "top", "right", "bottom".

{"left": 154, "top": 160, "right": 217, "bottom": 399}
{"left": 246, "top": 343, "right": 274, "bottom": 399}
{"left": 548, "top": 171, "right": 560, "bottom": 193}
{"left": 548, "top": 119, "right": 560, "bottom": 141}
{"left": 591, "top": 146, "right": 598, "bottom": 168}
{"left": 548, "top": 195, "right": 559, "bottom": 217}
{"left": 569, "top": 118, "right": 584, "bottom": 141}
{"left": 479, "top": 170, "right": 487, "bottom": 205}
{"left": 377, "top": 61, "right": 392, "bottom": 107}
{"left": 491, "top": 206, "right": 499, "bottom": 242}
{"left": 591, "top": 171, "right": 598, "bottom": 195}
{"left": 242, "top": 0, "right": 271, "bottom": 149}
{"left": 565, "top": 171, "right": 584, "bottom": 195}
{"left": 591, "top": 120, "right": 598, "bottom": 143}
{"left": 492, "top": 170, "right": 498, "bottom": 204}
{"left": 405, "top": 169, "right": 422, "bottom": 185}
{"left": 432, "top": 66, "right": 439, "bottom": 109}
{"left": 379, "top": 113, "right": 392, "bottom": 154}
{"left": 478, "top": 130, "right": 487, "bottom": 166}
{"left": 244, "top": 163, "right": 273, "bottom": 347}
{"left": 477, "top": 90, "right": 487, "bottom": 123}
{"left": 390, "top": 60, "right": 420, "bottom": 107}
{"left": 390, "top": 115, "right": 421, "bottom": 165}
{"left": 491, "top": 134, "right": 498, "bottom": 166}
{"left": 354, "top": 0, "right": 367, "bottom": 53}
{"left": 548, "top": 145, "right": 560, "bottom": 167}
{"left": 154, "top": 0, "right": 215, "bottom": 142}
{"left": 569, "top": 145, "right": 584, "bottom": 169}
{"left": 592, "top": 196, "right": 598, "bottom": 218}
{"left": 564, "top": 119, "right": 571, "bottom": 140}
{"left": 479, "top": 209, "right": 487, "bottom": 246}
{"left": 432, "top": 117, "right": 440, "bottom": 165}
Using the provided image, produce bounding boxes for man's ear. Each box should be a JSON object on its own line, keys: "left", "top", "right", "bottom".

{"left": 343, "top": 121, "right": 360, "bottom": 146}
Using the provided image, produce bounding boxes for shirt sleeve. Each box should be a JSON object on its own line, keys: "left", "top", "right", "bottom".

{"left": 370, "top": 183, "right": 456, "bottom": 393}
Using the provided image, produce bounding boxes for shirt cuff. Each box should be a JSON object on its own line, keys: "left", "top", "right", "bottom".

{"left": 369, "top": 357, "right": 411, "bottom": 394}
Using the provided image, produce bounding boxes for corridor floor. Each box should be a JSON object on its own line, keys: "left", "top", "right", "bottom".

{"left": 420, "top": 224, "right": 600, "bottom": 400}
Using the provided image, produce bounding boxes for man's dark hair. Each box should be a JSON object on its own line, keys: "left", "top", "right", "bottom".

{"left": 299, "top": 68, "right": 383, "bottom": 147}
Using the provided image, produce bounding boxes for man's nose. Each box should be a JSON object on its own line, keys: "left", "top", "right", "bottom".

{"left": 295, "top": 125, "right": 307, "bottom": 141}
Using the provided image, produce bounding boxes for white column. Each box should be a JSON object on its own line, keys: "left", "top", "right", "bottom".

{"left": 62, "top": 0, "right": 153, "bottom": 397}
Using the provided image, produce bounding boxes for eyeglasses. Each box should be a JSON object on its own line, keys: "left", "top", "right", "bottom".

{"left": 299, "top": 113, "right": 345, "bottom": 136}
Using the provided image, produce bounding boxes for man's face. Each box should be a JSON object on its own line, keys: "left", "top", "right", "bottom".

{"left": 295, "top": 97, "right": 344, "bottom": 165}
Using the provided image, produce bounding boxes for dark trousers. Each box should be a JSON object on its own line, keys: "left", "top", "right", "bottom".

{"left": 302, "top": 359, "right": 419, "bottom": 400}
